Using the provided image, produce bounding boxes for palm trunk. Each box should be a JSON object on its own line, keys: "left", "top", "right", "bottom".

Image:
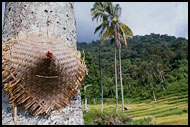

{"left": 84, "top": 85, "right": 92, "bottom": 112}
{"left": 99, "top": 42, "right": 103, "bottom": 113}
{"left": 84, "top": 85, "right": 88, "bottom": 112}
{"left": 84, "top": 94, "right": 88, "bottom": 112}
{"left": 105, "top": 47, "right": 108, "bottom": 73}
{"left": 114, "top": 43, "right": 118, "bottom": 113}
{"left": 119, "top": 47, "right": 124, "bottom": 113}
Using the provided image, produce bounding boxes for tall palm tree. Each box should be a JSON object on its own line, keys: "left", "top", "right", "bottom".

{"left": 91, "top": 2, "right": 107, "bottom": 113}
{"left": 91, "top": 2, "right": 133, "bottom": 113}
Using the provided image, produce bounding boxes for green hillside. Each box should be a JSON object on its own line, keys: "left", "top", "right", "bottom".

{"left": 77, "top": 33, "right": 188, "bottom": 102}
{"left": 77, "top": 33, "right": 188, "bottom": 125}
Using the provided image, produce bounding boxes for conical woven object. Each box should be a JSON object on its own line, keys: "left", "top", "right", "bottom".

{"left": 2, "top": 34, "right": 87, "bottom": 115}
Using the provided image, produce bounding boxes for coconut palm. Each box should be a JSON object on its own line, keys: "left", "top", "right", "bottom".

{"left": 91, "top": 2, "right": 107, "bottom": 113}
{"left": 91, "top": 2, "right": 133, "bottom": 113}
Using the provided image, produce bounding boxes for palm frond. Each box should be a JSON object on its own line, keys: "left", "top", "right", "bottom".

{"left": 113, "top": 4, "right": 121, "bottom": 17}
{"left": 99, "top": 24, "right": 107, "bottom": 37}
{"left": 119, "top": 25, "right": 128, "bottom": 48}
{"left": 94, "top": 20, "right": 108, "bottom": 34}
{"left": 118, "top": 22, "right": 133, "bottom": 37}
{"left": 91, "top": 10, "right": 109, "bottom": 22}
{"left": 101, "top": 26, "right": 111, "bottom": 45}
{"left": 91, "top": 2, "right": 133, "bottom": 49}
{"left": 107, "top": 24, "right": 114, "bottom": 38}
{"left": 105, "top": 2, "right": 113, "bottom": 15}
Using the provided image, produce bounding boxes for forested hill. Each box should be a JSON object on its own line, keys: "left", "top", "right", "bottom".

{"left": 77, "top": 33, "right": 188, "bottom": 103}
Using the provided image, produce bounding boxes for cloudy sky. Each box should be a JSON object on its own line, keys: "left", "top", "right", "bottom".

{"left": 2, "top": 2, "right": 188, "bottom": 42}
{"left": 75, "top": 2, "right": 188, "bottom": 42}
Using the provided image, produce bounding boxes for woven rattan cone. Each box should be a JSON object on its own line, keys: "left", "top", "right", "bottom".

{"left": 2, "top": 35, "right": 87, "bottom": 115}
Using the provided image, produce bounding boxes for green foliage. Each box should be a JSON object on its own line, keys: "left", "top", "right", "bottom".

{"left": 78, "top": 33, "right": 188, "bottom": 103}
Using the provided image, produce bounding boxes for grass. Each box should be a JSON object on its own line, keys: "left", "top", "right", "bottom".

{"left": 83, "top": 92, "right": 188, "bottom": 125}
{"left": 151, "top": 114, "right": 188, "bottom": 125}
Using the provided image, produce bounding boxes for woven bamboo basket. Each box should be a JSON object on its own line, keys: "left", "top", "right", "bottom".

{"left": 2, "top": 34, "right": 88, "bottom": 116}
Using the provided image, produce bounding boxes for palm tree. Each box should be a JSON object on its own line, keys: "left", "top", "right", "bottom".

{"left": 91, "top": 2, "right": 107, "bottom": 113}
{"left": 91, "top": 2, "right": 133, "bottom": 113}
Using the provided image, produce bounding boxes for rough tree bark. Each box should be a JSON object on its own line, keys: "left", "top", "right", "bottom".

{"left": 2, "top": 2, "right": 84, "bottom": 125}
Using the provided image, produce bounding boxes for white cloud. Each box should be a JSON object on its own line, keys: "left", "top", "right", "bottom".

{"left": 116, "top": 2, "right": 188, "bottom": 38}
{"left": 75, "top": 2, "right": 188, "bottom": 42}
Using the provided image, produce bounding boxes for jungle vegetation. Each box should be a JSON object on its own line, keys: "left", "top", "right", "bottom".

{"left": 78, "top": 33, "right": 188, "bottom": 105}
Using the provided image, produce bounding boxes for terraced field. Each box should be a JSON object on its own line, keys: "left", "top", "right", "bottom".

{"left": 83, "top": 92, "right": 188, "bottom": 125}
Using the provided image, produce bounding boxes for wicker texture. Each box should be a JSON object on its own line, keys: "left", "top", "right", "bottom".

{"left": 2, "top": 35, "right": 87, "bottom": 115}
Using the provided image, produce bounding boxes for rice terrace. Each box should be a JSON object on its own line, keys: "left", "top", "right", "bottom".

{"left": 82, "top": 92, "right": 188, "bottom": 125}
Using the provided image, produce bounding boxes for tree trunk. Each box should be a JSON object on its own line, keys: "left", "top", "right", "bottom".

{"left": 2, "top": 2, "right": 83, "bottom": 125}
{"left": 99, "top": 42, "right": 103, "bottom": 113}
{"left": 161, "top": 82, "right": 166, "bottom": 91}
{"left": 153, "top": 90, "right": 157, "bottom": 103}
{"left": 105, "top": 47, "right": 108, "bottom": 73}
{"left": 84, "top": 96, "right": 88, "bottom": 112}
{"left": 114, "top": 44, "right": 118, "bottom": 113}
{"left": 150, "top": 82, "right": 157, "bottom": 103}
{"left": 158, "top": 70, "right": 166, "bottom": 90}
{"left": 119, "top": 47, "right": 124, "bottom": 113}
{"left": 84, "top": 85, "right": 92, "bottom": 113}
